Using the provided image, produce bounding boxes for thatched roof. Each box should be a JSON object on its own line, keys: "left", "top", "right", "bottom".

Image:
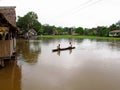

{"left": 0, "top": 6, "right": 16, "bottom": 26}
{"left": 0, "top": 13, "right": 18, "bottom": 32}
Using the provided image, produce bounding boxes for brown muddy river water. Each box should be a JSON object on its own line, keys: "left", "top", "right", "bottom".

{"left": 1, "top": 38, "right": 120, "bottom": 90}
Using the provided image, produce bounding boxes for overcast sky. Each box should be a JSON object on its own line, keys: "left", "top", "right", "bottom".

{"left": 0, "top": 0, "right": 120, "bottom": 28}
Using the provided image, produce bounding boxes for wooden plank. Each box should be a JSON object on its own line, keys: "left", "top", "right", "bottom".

{"left": 0, "top": 40, "right": 13, "bottom": 58}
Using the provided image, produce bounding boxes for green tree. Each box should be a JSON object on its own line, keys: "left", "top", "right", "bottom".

{"left": 87, "top": 29, "right": 94, "bottom": 36}
{"left": 64, "top": 27, "right": 73, "bottom": 35}
{"left": 96, "top": 26, "right": 109, "bottom": 36}
{"left": 75, "top": 27, "right": 84, "bottom": 35}
{"left": 42, "top": 24, "right": 55, "bottom": 35}
{"left": 38, "top": 26, "right": 44, "bottom": 35}
{"left": 116, "top": 20, "right": 120, "bottom": 29}
{"left": 55, "top": 26, "right": 64, "bottom": 35}
{"left": 108, "top": 24, "right": 118, "bottom": 31}
{"left": 17, "top": 11, "right": 41, "bottom": 33}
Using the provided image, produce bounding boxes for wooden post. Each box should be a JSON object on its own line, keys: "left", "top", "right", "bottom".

{"left": 0, "top": 58, "right": 4, "bottom": 67}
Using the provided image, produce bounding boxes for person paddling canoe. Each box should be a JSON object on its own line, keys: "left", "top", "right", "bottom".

{"left": 68, "top": 42, "right": 72, "bottom": 48}
{"left": 57, "top": 44, "right": 61, "bottom": 50}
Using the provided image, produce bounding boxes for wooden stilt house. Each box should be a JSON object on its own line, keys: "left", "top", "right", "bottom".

{"left": 0, "top": 6, "right": 18, "bottom": 66}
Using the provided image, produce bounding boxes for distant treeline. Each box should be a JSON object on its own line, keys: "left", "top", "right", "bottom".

{"left": 16, "top": 11, "right": 120, "bottom": 37}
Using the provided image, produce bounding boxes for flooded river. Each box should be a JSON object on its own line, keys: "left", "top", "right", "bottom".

{"left": 1, "top": 38, "right": 120, "bottom": 90}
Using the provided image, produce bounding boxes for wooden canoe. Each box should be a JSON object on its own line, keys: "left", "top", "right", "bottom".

{"left": 52, "top": 47, "right": 75, "bottom": 52}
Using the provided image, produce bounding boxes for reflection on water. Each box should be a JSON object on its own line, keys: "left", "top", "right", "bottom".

{"left": 0, "top": 60, "right": 21, "bottom": 90}
{"left": 57, "top": 51, "right": 60, "bottom": 56}
{"left": 1, "top": 38, "right": 120, "bottom": 90}
{"left": 55, "top": 49, "right": 72, "bottom": 56}
{"left": 17, "top": 40, "right": 41, "bottom": 63}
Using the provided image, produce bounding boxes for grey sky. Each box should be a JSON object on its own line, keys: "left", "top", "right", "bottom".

{"left": 0, "top": 0, "right": 120, "bottom": 28}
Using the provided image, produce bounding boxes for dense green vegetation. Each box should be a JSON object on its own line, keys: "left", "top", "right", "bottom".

{"left": 37, "top": 35, "right": 120, "bottom": 40}
{"left": 17, "top": 12, "right": 41, "bottom": 33}
{"left": 16, "top": 11, "right": 120, "bottom": 37}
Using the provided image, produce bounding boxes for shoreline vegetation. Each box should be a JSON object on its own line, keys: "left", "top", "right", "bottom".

{"left": 37, "top": 35, "right": 120, "bottom": 40}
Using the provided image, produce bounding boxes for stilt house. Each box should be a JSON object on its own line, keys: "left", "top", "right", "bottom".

{"left": 0, "top": 6, "right": 18, "bottom": 60}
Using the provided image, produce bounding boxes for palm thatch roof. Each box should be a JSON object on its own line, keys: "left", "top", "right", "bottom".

{"left": 0, "top": 6, "right": 16, "bottom": 26}
{"left": 0, "top": 12, "right": 18, "bottom": 33}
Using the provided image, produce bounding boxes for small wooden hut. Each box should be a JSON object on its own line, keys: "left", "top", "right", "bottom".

{"left": 0, "top": 6, "right": 18, "bottom": 66}
{"left": 25, "top": 29, "right": 37, "bottom": 39}
{"left": 109, "top": 30, "right": 120, "bottom": 37}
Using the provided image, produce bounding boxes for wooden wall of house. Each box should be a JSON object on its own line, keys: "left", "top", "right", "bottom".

{"left": 0, "top": 40, "right": 13, "bottom": 58}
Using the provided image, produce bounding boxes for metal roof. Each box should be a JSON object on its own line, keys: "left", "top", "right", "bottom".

{"left": 110, "top": 30, "right": 120, "bottom": 33}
